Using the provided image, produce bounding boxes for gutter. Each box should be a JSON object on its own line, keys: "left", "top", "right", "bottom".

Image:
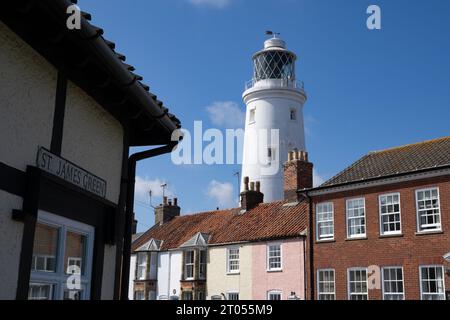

{"left": 120, "top": 142, "right": 178, "bottom": 300}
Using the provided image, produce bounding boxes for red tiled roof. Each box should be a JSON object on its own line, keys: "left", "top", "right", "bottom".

{"left": 322, "top": 136, "right": 450, "bottom": 187}
{"left": 132, "top": 200, "right": 308, "bottom": 251}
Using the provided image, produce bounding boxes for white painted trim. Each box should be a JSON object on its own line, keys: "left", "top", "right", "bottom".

{"left": 347, "top": 267, "right": 369, "bottom": 300}
{"left": 226, "top": 246, "right": 240, "bottom": 274}
{"left": 317, "top": 269, "right": 336, "bottom": 300}
{"left": 316, "top": 202, "right": 334, "bottom": 241}
{"left": 381, "top": 266, "right": 405, "bottom": 300}
{"left": 266, "top": 242, "right": 283, "bottom": 272}
{"left": 267, "top": 290, "right": 283, "bottom": 300}
{"left": 309, "top": 167, "right": 450, "bottom": 196}
{"left": 415, "top": 187, "right": 442, "bottom": 233}
{"left": 346, "top": 198, "right": 366, "bottom": 239}
{"left": 378, "top": 193, "right": 402, "bottom": 236}
{"left": 419, "top": 265, "right": 446, "bottom": 300}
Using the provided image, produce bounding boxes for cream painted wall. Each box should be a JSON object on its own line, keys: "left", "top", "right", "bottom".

{"left": 62, "top": 81, "right": 124, "bottom": 204}
{"left": 0, "top": 191, "right": 24, "bottom": 299}
{"left": 101, "top": 245, "right": 117, "bottom": 300}
{"left": 207, "top": 245, "right": 253, "bottom": 300}
{"left": 0, "top": 21, "right": 56, "bottom": 171}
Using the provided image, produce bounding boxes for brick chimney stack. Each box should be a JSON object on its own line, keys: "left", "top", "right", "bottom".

{"left": 155, "top": 196, "right": 180, "bottom": 226}
{"left": 284, "top": 150, "right": 313, "bottom": 201}
{"left": 240, "top": 177, "right": 264, "bottom": 212}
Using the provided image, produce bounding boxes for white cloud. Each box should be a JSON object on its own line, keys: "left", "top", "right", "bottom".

{"left": 135, "top": 176, "right": 174, "bottom": 203}
{"left": 188, "top": 0, "right": 232, "bottom": 9}
{"left": 206, "top": 101, "right": 245, "bottom": 129}
{"left": 206, "top": 180, "right": 236, "bottom": 208}
{"left": 313, "top": 169, "right": 326, "bottom": 187}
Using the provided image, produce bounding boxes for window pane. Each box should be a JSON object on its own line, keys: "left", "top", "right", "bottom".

{"left": 65, "top": 231, "right": 87, "bottom": 275}
{"left": 28, "top": 283, "right": 54, "bottom": 300}
{"left": 32, "top": 223, "right": 59, "bottom": 273}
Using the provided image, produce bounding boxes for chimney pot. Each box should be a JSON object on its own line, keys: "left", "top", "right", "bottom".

{"left": 244, "top": 176, "right": 249, "bottom": 191}
{"left": 163, "top": 196, "right": 168, "bottom": 205}
{"left": 174, "top": 198, "right": 178, "bottom": 206}
{"left": 288, "top": 151, "right": 293, "bottom": 161}
{"left": 255, "top": 181, "right": 261, "bottom": 192}
{"left": 168, "top": 200, "right": 172, "bottom": 206}
{"left": 250, "top": 182, "right": 255, "bottom": 191}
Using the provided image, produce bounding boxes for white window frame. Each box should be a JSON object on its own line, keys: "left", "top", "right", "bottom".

{"left": 317, "top": 269, "right": 336, "bottom": 300}
{"left": 346, "top": 198, "right": 366, "bottom": 239}
{"left": 379, "top": 193, "right": 402, "bottom": 236}
{"left": 381, "top": 266, "right": 405, "bottom": 300}
{"left": 419, "top": 265, "right": 446, "bottom": 300}
{"left": 29, "top": 210, "right": 94, "bottom": 300}
{"left": 135, "top": 290, "right": 145, "bottom": 300}
{"left": 416, "top": 188, "right": 442, "bottom": 233}
{"left": 227, "top": 291, "right": 239, "bottom": 301}
{"left": 28, "top": 283, "right": 55, "bottom": 300}
{"left": 227, "top": 247, "right": 240, "bottom": 274}
{"left": 347, "top": 268, "right": 369, "bottom": 300}
{"left": 267, "top": 290, "right": 282, "bottom": 300}
{"left": 267, "top": 243, "right": 282, "bottom": 272}
{"left": 32, "top": 254, "right": 56, "bottom": 273}
{"left": 316, "top": 202, "right": 334, "bottom": 241}
{"left": 249, "top": 108, "right": 256, "bottom": 124}
{"left": 184, "top": 250, "right": 195, "bottom": 280}
{"left": 136, "top": 252, "right": 148, "bottom": 280}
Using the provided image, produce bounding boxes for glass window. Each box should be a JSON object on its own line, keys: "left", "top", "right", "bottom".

{"left": 148, "top": 291, "right": 157, "bottom": 300}
{"left": 136, "top": 252, "right": 148, "bottom": 280}
{"left": 267, "top": 290, "right": 282, "bottom": 300}
{"left": 253, "top": 51, "right": 295, "bottom": 81}
{"left": 28, "top": 283, "right": 54, "bottom": 300}
{"left": 416, "top": 188, "right": 441, "bottom": 232}
{"left": 267, "top": 244, "right": 282, "bottom": 271}
{"left": 184, "top": 250, "right": 195, "bottom": 280}
{"left": 346, "top": 198, "right": 366, "bottom": 238}
{"left": 29, "top": 211, "right": 94, "bottom": 300}
{"left": 227, "top": 248, "right": 240, "bottom": 273}
{"left": 316, "top": 203, "right": 334, "bottom": 240}
{"left": 135, "top": 290, "right": 145, "bottom": 300}
{"left": 65, "top": 231, "right": 87, "bottom": 275}
{"left": 379, "top": 194, "right": 402, "bottom": 235}
{"left": 227, "top": 292, "right": 239, "bottom": 300}
{"left": 290, "top": 109, "right": 296, "bottom": 120}
{"left": 249, "top": 108, "right": 256, "bottom": 124}
{"left": 348, "top": 268, "right": 368, "bottom": 300}
{"left": 182, "top": 291, "right": 194, "bottom": 301}
{"left": 32, "top": 223, "right": 58, "bottom": 273}
{"left": 317, "top": 269, "right": 335, "bottom": 300}
{"left": 267, "top": 147, "right": 277, "bottom": 162}
{"left": 420, "top": 266, "right": 445, "bottom": 300}
{"left": 382, "top": 267, "right": 404, "bottom": 300}
{"left": 199, "top": 250, "right": 207, "bottom": 279}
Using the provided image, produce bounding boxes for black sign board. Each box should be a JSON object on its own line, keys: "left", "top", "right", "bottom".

{"left": 36, "top": 147, "right": 107, "bottom": 198}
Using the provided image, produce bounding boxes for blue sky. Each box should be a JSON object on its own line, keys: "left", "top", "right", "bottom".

{"left": 79, "top": 0, "right": 450, "bottom": 232}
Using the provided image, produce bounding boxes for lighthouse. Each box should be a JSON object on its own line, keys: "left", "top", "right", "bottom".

{"left": 241, "top": 33, "right": 307, "bottom": 202}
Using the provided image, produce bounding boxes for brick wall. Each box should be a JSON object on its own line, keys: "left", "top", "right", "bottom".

{"left": 310, "top": 174, "right": 450, "bottom": 300}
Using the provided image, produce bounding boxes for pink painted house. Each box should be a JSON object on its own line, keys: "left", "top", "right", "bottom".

{"left": 252, "top": 238, "right": 306, "bottom": 300}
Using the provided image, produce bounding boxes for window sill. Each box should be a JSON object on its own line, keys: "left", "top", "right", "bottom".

{"left": 227, "top": 272, "right": 240, "bottom": 276}
{"left": 345, "top": 236, "right": 368, "bottom": 241}
{"left": 415, "top": 230, "right": 443, "bottom": 236}
{"left": 266, "top": 269, "right": 283, "bottom": 273}
{"left": 316, "top": 239, "right": 335, "bottom": 244}
{"left": 379, "top": 233, "right": 403, "bottom": 239}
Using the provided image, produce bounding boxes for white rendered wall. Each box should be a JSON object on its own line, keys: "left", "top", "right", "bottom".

{"left": 157, "top": 251, "right": 182, "bottom": 299}
{"left": 241, "top": 83, "right": 307, "bottom": 202}
{"left": 128, "top": 254, "right": 137, "bottom": 300}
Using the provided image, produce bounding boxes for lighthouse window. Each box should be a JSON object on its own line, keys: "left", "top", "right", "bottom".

{"left": 249, "top": 108, "right": 256, "bottom": 124}
{"left": 290, "top": 109, "right": 296, "bottom": 120}
{"left": 268, "top": 148, "right": 276, "bottom": 162}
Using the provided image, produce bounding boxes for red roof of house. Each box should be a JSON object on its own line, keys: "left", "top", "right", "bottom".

{"left": 132, "top": 200, "right": 309, "bottom": 251}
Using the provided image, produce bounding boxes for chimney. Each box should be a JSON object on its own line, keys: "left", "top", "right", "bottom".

{"left": 283, "top": 150, "right": 313, "bottom": 201}
{"left": 240, "top": 177, "right": 264, "bottom": 211}
{"left": 155, "top": 197, "right": 181, "bottom": 226}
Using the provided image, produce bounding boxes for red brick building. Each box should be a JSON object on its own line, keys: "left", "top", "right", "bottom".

{"left": 307, "top": 136, "right": 450, "bottom": 300}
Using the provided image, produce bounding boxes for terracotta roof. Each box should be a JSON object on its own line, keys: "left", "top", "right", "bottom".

{"left": 132, "top": 200, "right": 308, "bottom": 251}
{"left": 322, "top": 136, "right": 450, "bottom": 187}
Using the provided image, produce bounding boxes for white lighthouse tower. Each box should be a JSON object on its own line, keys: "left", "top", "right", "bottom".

{"left": 241, "top": 33, "right": 307, "bottom": 202}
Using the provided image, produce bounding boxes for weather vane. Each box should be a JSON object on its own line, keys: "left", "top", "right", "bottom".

{"left": 265, "top": 30, "right": 280, "bottom": 38}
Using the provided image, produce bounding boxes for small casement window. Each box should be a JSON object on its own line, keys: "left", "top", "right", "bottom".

{"left": 267, "top": 244, "right": 282, "bottom": 271}
{"left": 416, "top": 188, "right": 441, "bottom": 232}
{"left": 267, "top": 147, "right": 277, "bottom": 162}
{"left": 382, "top": 267, "right": 405, "bottom": 300}
{"left": 227, "top": 292, "right": 239, "bottom": 300}
{"left": 184, "top": 250, "right": 195, "bottom": 280}
{"left": 419, "top": 266, "right": 446, "bottom": 300}
{"left": 317, "top": 269, "right": 335, "bottom": 300}
{"left": 347, "top": 268, "right": 368, "bottom": 300}
{"left": 182, "top": 291, "right": 194, "bottom": 301}
{"left": 316, "top": 203, "right": 334, "bottom": 240}
{"left": 249, "top": 108, "right": 256, "bottom": 124}
{"left": 227, "top": 248, "right": 240, "bottom": 273}
{"left": 346, "top": 198, "right": 366, "bottom": 238}
{"left": 28, "top": 211, "right": 94, "bottom": 301}
{"left": 199, "top": 250, "right": 207, "bottom": 279}
{"left": 290, "top": 109, "right": 296, "bottom": 120}
{"left": 379, "top": 193, "right": 402, "bottom": 235}
{"left": 134, "top": 290, "right": 145, "bottom": 300}
{"left": 148, "top": 291, "right": 157, "bottom": 300}
{"left": 267, "top": 290, "right": 282, "bottom": 300}
{"left": 136, "top": 252, "right": 148, "bottom": 280}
